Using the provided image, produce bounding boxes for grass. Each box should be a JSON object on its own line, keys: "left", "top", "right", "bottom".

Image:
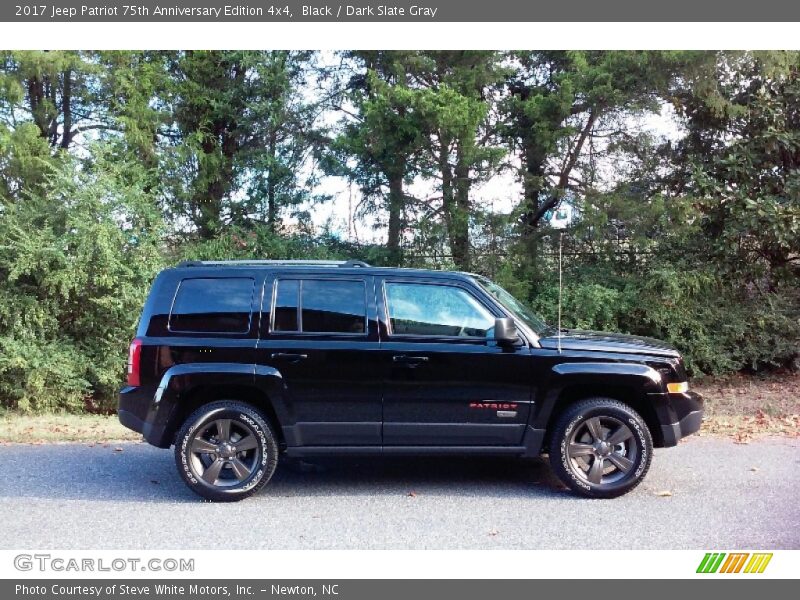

{"left": 692, "top": 371, "right": 800, "bottom": 442}
{"left": 0, "top": 411, "right": 141, "bottom": 444}
{"left": 0, "top": 373, "right": 798, "bottom": 444}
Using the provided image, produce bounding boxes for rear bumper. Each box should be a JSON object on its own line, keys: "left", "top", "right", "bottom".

{"left": 653, "top": 390, "right": 704, "bottom": 447}
{"left": 118, "top": 406, "right": 145, "bottom": 434}
{"left": 118, "top": 385, "right": 173, "bottom": 448}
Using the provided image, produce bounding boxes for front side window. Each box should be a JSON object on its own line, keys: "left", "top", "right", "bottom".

{"left": 271, "top": 279, "right": 367, "bottom": 334}
{"left": 169, "top": 278, "right": 254, "bottom": 334}
{"left": 385, "top": 282, "right": 495, "bottom": 338}
{"left": 474, "top": 276, "right": 552, "bottom": 336}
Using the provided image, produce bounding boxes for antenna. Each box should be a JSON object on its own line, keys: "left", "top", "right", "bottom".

{"left": 558, "top": 231, "right": 563, "bottom": 354}
{"left": 550, "top": 202, "right": 571, "bottom": 354}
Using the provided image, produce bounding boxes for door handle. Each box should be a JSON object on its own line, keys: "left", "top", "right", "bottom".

{"left": 270, "top": 352, "right": 308, "bottom": 362}
{"left": 392, "top": 355, "right": 429, "bottom": 365}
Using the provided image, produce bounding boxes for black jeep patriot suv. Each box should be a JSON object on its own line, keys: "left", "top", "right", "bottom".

{"left": 119, "top": 259, "right": 703, "bottom": 501}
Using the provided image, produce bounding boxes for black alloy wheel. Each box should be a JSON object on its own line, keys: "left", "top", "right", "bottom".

{"left": 175, "top": 400, "right": 278, "bottom": 502}
{"left": 549, "top": 398, "right": 653, "bottom": 499}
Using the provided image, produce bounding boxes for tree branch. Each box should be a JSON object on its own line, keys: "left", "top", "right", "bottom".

{"left": 529, "top": 108, "right": 599, "bottom": 226}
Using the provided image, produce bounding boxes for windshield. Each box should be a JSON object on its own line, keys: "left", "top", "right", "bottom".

{"left": 474, "top": 276, "right": 553, "bottom": 336}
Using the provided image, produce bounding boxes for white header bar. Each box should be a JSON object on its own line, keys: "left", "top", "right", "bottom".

{"left": 0, "top": 22, "right": 798, "bottom": 50}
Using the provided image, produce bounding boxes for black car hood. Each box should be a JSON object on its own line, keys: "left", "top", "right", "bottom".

{"left": 539, "top": 329, "right": 680, "bottom": 358}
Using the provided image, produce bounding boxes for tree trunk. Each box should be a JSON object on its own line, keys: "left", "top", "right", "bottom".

{"left": 60, "top": 69, "right": 72, "bottom": 150}
{"left": 519, "top": 140, "right": 548, "bottom": 267}
{"left": 438, "top": 134, "right": 455, "bottom": 263}
{"left": 267, "top": 127, "right": 278, "bottom": 232}
{"left": 196, "top": 172, "right": 224, "bottom": 241}
{"left": 451, "top": 146, "right": 471, "bottom": 271}
{"left": 47, "top": 78, "right": 59, "bottom": 145}
{"left": 386, "top": 174, "right": 404, "bottom": 265}
{"left": 27, "top": 76, "right": 48, "bottom": 140}
{"left": 194, "top": 57, "right": 244, "bottom": 240}
{"left": 196, "top": 127, "right": 230, "bottom": 240}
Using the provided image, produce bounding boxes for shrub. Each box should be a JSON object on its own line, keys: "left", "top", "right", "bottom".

{"left": 0, "top": 149, "right": 164, "bottom": 412}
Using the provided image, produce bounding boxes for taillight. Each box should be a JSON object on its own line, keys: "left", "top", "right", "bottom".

{"left": 127, "top": 338, "right": 142, "bottom": 386}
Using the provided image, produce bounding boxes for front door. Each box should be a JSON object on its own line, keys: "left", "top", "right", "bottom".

{"left": 377, "top": 277, "right": 532, "bottom": 446}
{"left": 256, "top": 273, "right": 382, "bottom": 446}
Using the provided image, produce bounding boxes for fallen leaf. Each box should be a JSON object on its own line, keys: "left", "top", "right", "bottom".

{"left": 655, "top": 490, "right": 673, "bottom": 497}
{"left": 749, "top": 467, "right": 759, "bottom": 472}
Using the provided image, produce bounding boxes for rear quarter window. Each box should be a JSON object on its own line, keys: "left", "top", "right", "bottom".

{"left": 169, "top": 277, "right": 254, "bottom": 334}
{"left": 271, "top": 278, "right": 367, "bottom": 334}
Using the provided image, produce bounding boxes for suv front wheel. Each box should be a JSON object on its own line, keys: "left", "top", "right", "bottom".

{"left": 175, "top": 400, "right": 278, "bottom": 502}
{"left": 549, "top": 398, "right": 653, "bottom": 499}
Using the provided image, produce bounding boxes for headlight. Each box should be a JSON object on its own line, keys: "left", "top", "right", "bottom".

{"left": 667, "top": 381, "right": 689, "bottom": 394}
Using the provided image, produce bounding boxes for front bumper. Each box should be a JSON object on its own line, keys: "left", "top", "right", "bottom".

{"left": 651, "top": 390, "right": 704, "bottom": 447}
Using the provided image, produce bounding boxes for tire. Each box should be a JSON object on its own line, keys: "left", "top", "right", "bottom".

{"left": 174, "top": 400, "right": 279, "bottom": 502}
{"left": 549, "top": 398, "right": 653, "bottom": 499}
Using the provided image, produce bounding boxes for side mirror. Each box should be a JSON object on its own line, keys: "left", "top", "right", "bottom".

{"left": 494, "top": 317, "right": 518, "bottom": 344}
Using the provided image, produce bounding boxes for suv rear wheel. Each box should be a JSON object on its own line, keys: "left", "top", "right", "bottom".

{"left": 175, "top": 400, "right": 278, "bottom": 502}
{"left": 549, "top": 398, "right": 653, "bottom": 499}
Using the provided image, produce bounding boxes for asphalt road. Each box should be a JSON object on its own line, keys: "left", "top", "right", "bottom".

{"left": 0, "top": 437, "right": 797, "bottom": 549}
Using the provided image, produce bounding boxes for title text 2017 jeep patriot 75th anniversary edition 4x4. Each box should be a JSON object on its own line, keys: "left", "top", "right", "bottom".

{"left": 119, "top": 260, "right": 703, "bottom": 501}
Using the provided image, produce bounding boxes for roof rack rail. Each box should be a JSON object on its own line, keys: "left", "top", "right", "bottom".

{"left": 176, "top": 259, "right": 371, "bottom": 268}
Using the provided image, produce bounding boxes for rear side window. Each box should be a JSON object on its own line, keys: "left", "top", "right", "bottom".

{"left": 273, "top": 279, "right": 300, "bottom": 332}
{"left": 271, "top": 279, "right": 366, "bottom": 334}
{"left": 169, "top": 278, "right": 254, "bottom": 334}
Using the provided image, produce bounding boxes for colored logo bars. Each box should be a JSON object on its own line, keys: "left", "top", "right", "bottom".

{"left": 697, "top": 552, "right": 773, "bottom": 574}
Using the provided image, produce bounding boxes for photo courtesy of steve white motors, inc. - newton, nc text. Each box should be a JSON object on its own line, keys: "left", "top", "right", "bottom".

{"left": 0, "top": 0, "right": 799, "bottom": 598}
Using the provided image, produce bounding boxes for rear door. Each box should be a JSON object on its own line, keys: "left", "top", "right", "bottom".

{"left": 256, "top": 272, "right": 382, "bottom": 447}
{"left": 377, "top": 276, "right": 533, "bottom": 446}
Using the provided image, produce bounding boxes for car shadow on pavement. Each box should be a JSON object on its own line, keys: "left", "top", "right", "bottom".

{"left": 0, "top": 443, "right": 570, "bottom": 503}
{"left": 265, "top": 455, "right": 569, "bottom": 500}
